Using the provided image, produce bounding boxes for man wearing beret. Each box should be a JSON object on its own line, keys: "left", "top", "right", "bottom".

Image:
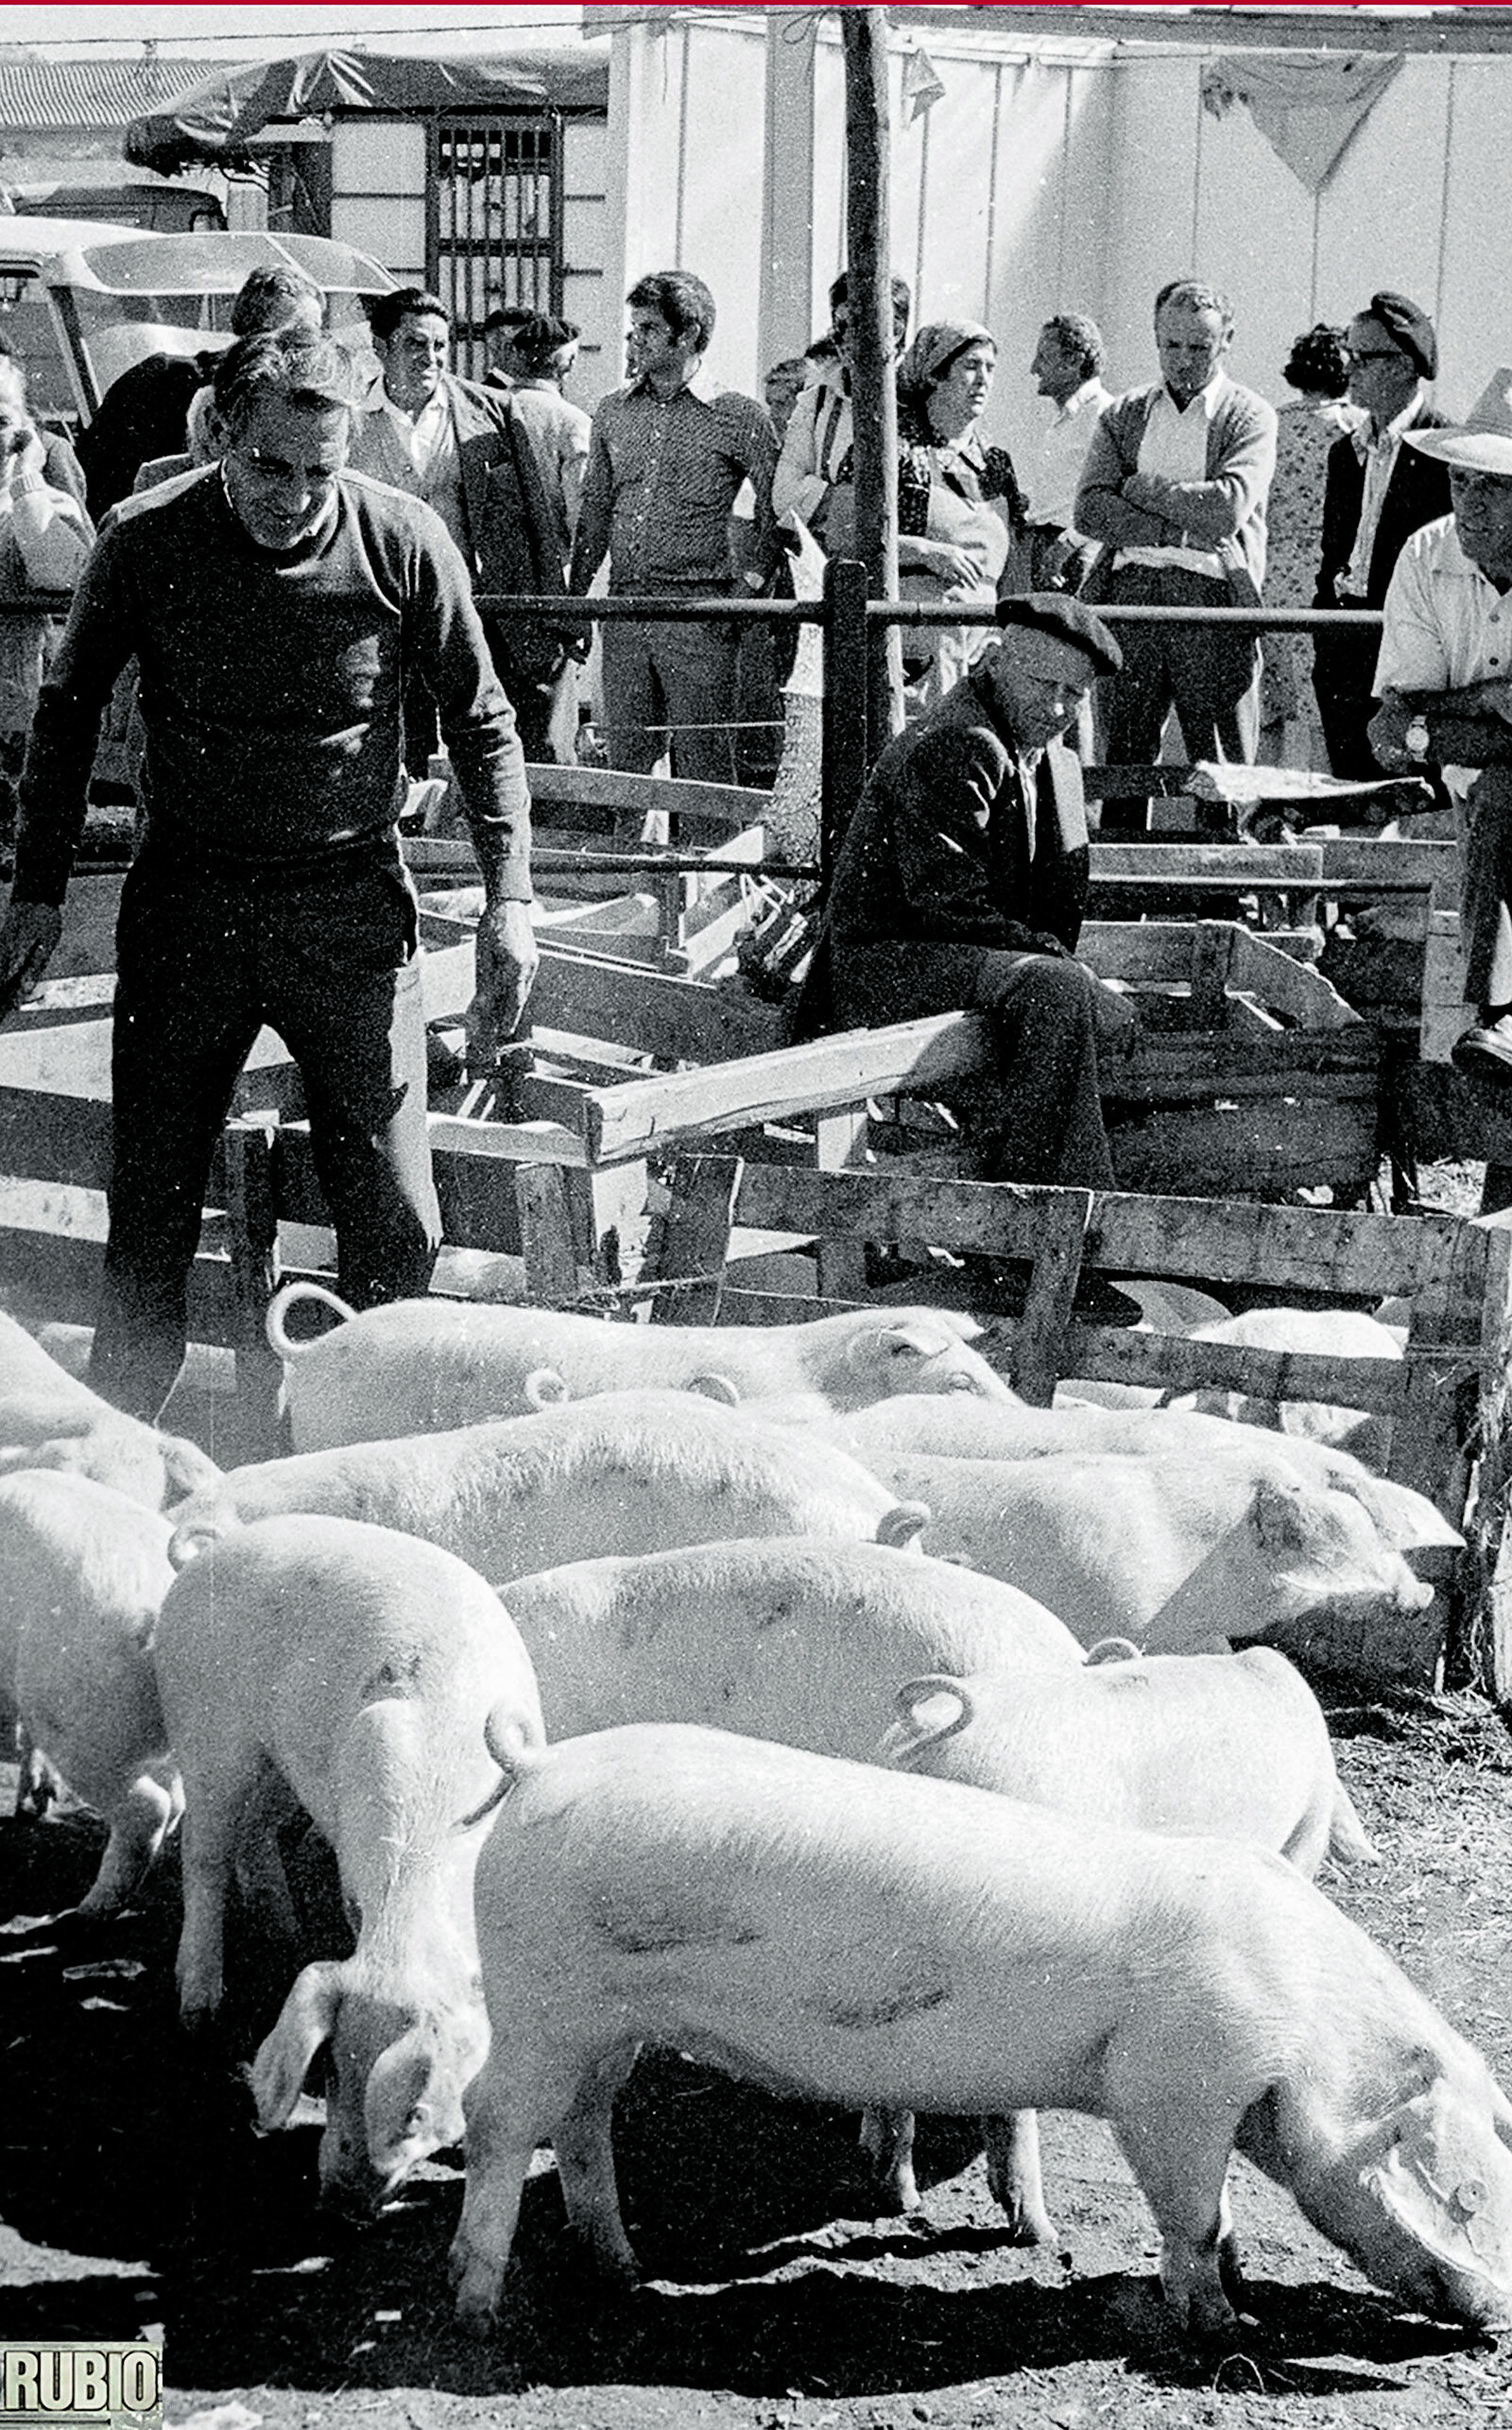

{"left": 794, "top": 596, "right": 1138, "bottom": 1316}
{"left": 1313, "top": 291, "right": 1451, "bottom": 783}
{"left": 1367, "top": 372, "right": 1512, "bottom": 1086}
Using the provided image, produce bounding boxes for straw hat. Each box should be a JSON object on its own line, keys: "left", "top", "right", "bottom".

{"left": 1407, "top": 369, "right": 1512, "bottom": 474}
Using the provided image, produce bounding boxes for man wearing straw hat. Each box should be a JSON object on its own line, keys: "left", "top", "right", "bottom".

{"left": 1368, "top": 370, "right": 1512, "bottom": 1083}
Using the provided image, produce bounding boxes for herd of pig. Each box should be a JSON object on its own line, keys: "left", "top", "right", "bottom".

{"left": 3, "top": 1278, "right": 1512, "bottom": 2356}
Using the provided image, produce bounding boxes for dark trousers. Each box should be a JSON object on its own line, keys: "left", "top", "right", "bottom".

{"left": 1098, "top": 562, "right": 1261, "bottom": 836}
{"left": 834, "top": 943, "right": 1117, "bottom": 1192}
{"left": 1463, "top": 769, "right": 1512, "bottom": 1012}
{"left": 90, "top": 843, "right": 440, "bottom": 1422}
{"left": 1312, "top": 610, "right": 1387, "bottom": 782}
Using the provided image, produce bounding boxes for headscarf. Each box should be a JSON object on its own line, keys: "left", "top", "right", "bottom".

{"left": 897, "top": 320, "right": 996, "bottom": 403}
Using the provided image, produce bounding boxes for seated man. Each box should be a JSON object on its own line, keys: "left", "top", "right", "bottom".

{"left": 794, "top": 594, "right": 1138, "bottom": 1316}
{"left": 1366, "top": 371, "right": 1512, "bottom": 1086}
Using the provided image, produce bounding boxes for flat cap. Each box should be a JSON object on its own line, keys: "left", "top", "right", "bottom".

{"left": 1367, "top": 291, "right": 1437, "bottom": 382}
{"left": 995, "top": 590, "right": 1124, "bottom": 677}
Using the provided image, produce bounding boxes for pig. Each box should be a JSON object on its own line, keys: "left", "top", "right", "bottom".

{"left": 865, "top": 1649, "right": 1376, "bottom": 2232}
{"left": 499, "top": 1536, "right": 1083, "bottom": 1745}
{"left": 150, "top": 1512, "right": 546, "bottom": 2214}
{"left": 0, "top": 1306, "right": 221, "bottom": 1510}
{"left": 164, "top": 1391, "right": 908, "bottom": 1582}
{"left": 0, "top": 1470, "right": 179, "bottom": 1916}
{"left": 806, "top": 1394, "right": 1461, "bottom": 1558}
{"left": 264, "top": 1279, "right": 1010, "bottom": 1452}
{"left": 450, "top": 1721, "right": 1512, "bottom": 2342}
{"left": 1163, "top": 1306, "right": 1405, "bottom": 1471}
{"left": 870, "top": 1454, "right": 1436, "bottom": 1674}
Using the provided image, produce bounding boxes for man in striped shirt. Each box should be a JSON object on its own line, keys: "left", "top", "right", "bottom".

{"left": 568, "top": 270, "right": 776, "bottom": 789}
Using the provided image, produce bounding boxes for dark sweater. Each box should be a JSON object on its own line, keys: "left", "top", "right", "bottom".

{"left": 15, "top": 466, "right": 531, "bottom": 905}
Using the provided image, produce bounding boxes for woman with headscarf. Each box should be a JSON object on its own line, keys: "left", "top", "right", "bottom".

{"left": 832, "top": 320, "right": 1026, "bottom": 715}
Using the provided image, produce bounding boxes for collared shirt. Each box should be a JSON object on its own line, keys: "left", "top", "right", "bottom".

{"left": 1024, "top": 377, "right": 1111, "bottom": 536}
{"left": 1118, "top": 377, "right": 1226, "bottom": 579}
{"left": 352, "top": 387, "right": 465, "bottom": 552}
{"left": 1343, "top": 388, "right": 1426, "bottom": 599}
{"left": 1375, "top": 514, "right": 1512, "bottom": 800}
{"left": 570, "top": 357, "right": 777, "bottom": 595}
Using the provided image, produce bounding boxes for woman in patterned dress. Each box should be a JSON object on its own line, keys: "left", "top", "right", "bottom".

{"left": 1261, "top": 325, "right": 1362, "bottom": 767}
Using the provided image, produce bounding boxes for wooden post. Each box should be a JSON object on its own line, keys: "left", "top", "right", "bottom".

{"left": 840, "top": 5, "right": 902, "bottom": 758}
{"left": 820, "top": 553, "right": 871, "bottom": 890}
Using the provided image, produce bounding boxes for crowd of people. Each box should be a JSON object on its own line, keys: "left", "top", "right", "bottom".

{"left": 1, "top": 251, "right": 1510, "bottom": 1405}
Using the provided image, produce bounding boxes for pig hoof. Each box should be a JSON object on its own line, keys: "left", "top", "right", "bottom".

{"left": 1001, "top": 2212, "right": 1058, "bottom": 2249}
{"left": 453, "top": 2290, "right": 501, "bottom": 2340}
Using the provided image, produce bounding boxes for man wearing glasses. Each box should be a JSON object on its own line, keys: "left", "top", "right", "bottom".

{"left": 1313, "top": 291, "right": 1450, "bottom": 781}
{"left": 0, "top": 330, "right": 537, "bottom": 1422}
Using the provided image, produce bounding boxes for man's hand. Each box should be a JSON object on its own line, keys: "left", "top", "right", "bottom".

{"left": 1368, "top": 690, "right": 1432, "bottom": 773}
{"left": 0, "top": 898, "right": 61, "bottom": 1019}
{"left": 465, "top": 898, "right": 539, "bottom": 1071}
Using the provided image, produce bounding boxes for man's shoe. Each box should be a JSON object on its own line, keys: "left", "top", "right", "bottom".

{"left": 1452, "top": 1013, "right": 1512, "bottom": 1086}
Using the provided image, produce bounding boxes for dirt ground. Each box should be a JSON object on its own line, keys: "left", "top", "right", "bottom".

{"left": 3, "top": 1682, "right": 1510, "bottom": 2430}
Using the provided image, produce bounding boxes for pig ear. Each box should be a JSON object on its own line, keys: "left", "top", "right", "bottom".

{"left": 1250, "top": 1479, "right": 1314, "bottom": 1556}
{"left": 852, "top": 1321, "right": 936, "bottom": 1370}
{"left": 1359, "top": 2088, "right": 1504, "bottom": 2278}
{"left": 250, "top": 1961, "right": 345, "bottom": 2130}
{"left": 367, "top": 2025, "right": 468, "bottom": 2172}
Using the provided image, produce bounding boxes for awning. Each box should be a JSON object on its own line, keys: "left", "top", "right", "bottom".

{"left": 124, "top": 45, "right": 610, "bottom": 177}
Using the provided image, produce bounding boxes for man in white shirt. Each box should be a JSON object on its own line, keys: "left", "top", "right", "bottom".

{"left": 771, "top": 270, "right": 911, "bottom": 543}
{"left": 1314, "top": 291, "right": 1451, "bottom": 779}
{"left": 1075, "top": 282, "right": 1276, "bottom": 836}
{"left": 349, "top": 287, "right": 566, "bottom": 762}
{"left": 1367, "top": 372, "right": 1512, "bottom": 1084}
{"left": 1022, "top": 313, "right": 1110, "bottom": 595}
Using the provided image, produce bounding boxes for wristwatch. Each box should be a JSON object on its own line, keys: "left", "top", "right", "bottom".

{"left": 1403, "top": 715, "right": 1431, "bottom": 760}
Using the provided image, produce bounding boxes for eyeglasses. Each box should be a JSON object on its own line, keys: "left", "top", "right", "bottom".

{"left": 1343, "top": 348, "right": 1412, "bottom": 367}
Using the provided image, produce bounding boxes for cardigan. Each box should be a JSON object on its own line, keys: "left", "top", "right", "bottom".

{"left": 1074, "top": 372, "right": 1277, "bottom": 595}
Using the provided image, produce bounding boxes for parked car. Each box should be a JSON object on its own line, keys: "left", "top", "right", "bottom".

{"left": 2, "top": 181, "right": 227, "bottom": 235}
{"left": 0, "top": 221, "right": 393, "bottom": 433}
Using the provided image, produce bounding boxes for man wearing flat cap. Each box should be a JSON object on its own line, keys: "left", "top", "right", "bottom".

{"left": 794, "top": 598, "right": 1136, "bottom": 1308}
{"left": 1367, "top": 372, "right": 1512, "bottom": 1087}
{"left": 1313, "top": 291, "right": 1451, "bottom": 784}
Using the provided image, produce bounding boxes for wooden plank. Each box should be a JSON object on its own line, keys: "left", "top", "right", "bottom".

{"left": 530, "top": 940, "right": 782, "bottom": 1066}
{"left": 1225, "top": 926, "right": 1360, "bottom": 1032}
{"left": 1091, "top": 842, "right": 1324, "bottom": 883}
{"left": 1011, "top": 1189, "right": 1091, "bottom": 1406}
{"left": 1318, "top": 836, "right": 1455, "bottom": 888}
{"left": 1189, "top": 922, "right": 1233, "bottom": 1028}
{"left": 729, "top": 1167, "right": 1472, "bottom": 1303}
{"left": 514, "top": 1163, "right": 584, "bottom": 1306}
{"left": 1048, "top": 1329, "right": 1414, "bottom": 1415}
{"left": 648, "top": 1151, "right": 742, "bottom": 1325}
{"left": 524, "top": 762, "right": 768, "bottom": 836}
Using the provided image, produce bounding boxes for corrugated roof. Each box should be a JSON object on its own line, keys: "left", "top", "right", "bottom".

{"left": 0, "top": 57, "right": 237, "bottom": 133}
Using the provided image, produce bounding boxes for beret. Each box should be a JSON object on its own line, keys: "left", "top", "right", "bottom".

{"left": 1367, "top": 291, "right": 1438, "bottom": 382}
{"left": 994, "top": 590, "right": 1124, "bottom": 678}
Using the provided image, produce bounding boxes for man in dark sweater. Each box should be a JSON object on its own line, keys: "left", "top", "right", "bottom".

{"left": 0, "top": 330, "right": 538, "bottom": 1422}
{"left": 796, "top": 596, "right": 1134, "bottom": 1274}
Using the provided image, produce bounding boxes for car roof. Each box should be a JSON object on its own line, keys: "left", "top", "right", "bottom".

{"left": 0, "top": 215, "right": 146, "bottom": 267}
{"left": 45, "top": 229, "right": 394, "bottom": 299}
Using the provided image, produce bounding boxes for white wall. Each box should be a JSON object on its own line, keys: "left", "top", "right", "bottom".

{"left": 600, "top": 12, "right": 1512, "bottom": 482}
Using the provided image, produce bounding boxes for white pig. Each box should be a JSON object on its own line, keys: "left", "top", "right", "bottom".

{"left": 165, "top": 1392, "right": 908, "bottom": 1580}
{"left": 872, "top": 1455, "right": 1435, "bottom": 1675}
{"left": 151, "top": 1513, "right": 545, "bottom": 2213}
{"left": 709, "top": 1392, "right": 1463, "bottom": 1560}
{"left": 499, "top": 1537, "right": 1082, "bottom": 1745}
{"left": 451, "top": 1722, "right": 1512, "bottom": 2342}
{"left": 0, "top": 1307, "right": 221, "bottom": 1510}
{"left": 265, "top": 1280, "right": 1010, "bottom": 1451}
{"left": 865, "top": 1649, "right": 1376, "bottom": 2232}
{"left": 1164, "top": 1306, "right": 1405, "bottom": 1470}
{"left": 0, "top": 1470, "right": 179, "bottom": 1916}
